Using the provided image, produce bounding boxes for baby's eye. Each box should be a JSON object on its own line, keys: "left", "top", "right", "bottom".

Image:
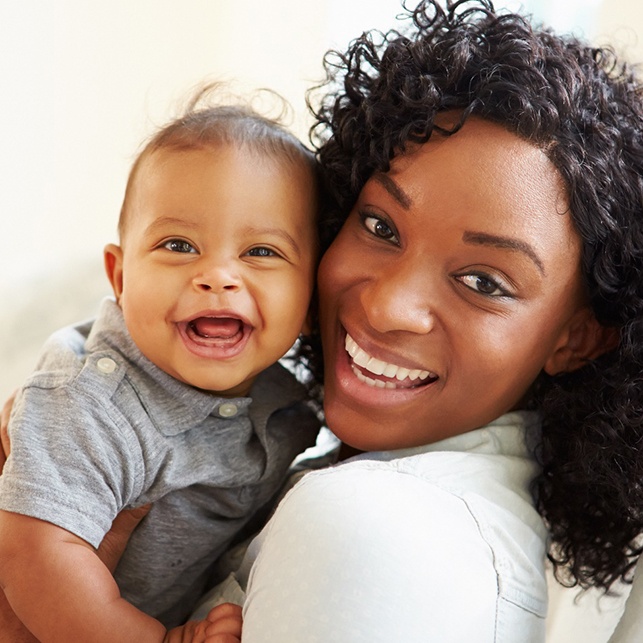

{"left": 457, "top": 274, "right": 508, "bottom": 297}
{"left": 246, "top": 247, "right": 277, "bottom": 257}
{"left": 163, "top": 239, "right": 197, "bottom": 254}
{"left": 362, "top": 214, "right": 398, "bottom": 243}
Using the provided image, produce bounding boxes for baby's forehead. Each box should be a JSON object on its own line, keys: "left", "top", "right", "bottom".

{"left": 120, "top": 143, "right": 318, "bottom": 239}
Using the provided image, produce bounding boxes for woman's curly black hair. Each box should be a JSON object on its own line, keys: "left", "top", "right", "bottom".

{"left": 309, "top": 0, "right": 643, "bottom": 591}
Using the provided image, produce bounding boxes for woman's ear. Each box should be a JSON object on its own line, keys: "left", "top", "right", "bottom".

{"left": 104, "top": 243, "right": 124, "bottom": 304}
{"left": 544, "top": 307, "right": 619, "bottom": 375}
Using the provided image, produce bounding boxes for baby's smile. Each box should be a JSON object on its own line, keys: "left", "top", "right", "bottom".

{"left": 187, "top": 316, "right": 246, "bottom": 344}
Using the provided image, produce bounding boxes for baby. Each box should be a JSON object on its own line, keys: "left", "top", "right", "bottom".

{"left": 0, "top": 93, "right": 322, "bottom": 642}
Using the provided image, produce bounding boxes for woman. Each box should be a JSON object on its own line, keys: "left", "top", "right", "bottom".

{"left": 194, "top": 1, "right": 643, "bottom": 641}
{"left": 4, "top": 1, "right": 643, "bottom": 641}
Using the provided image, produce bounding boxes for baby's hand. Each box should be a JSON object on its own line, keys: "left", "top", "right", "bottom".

{"left": 164, "top": 603, "right": 242, "bottom": 643}
{"left": 163, "top": 619, "right": 203, "bottom": 643}
{"left": 200, "top": 603, "right": 243, "bottom": 643}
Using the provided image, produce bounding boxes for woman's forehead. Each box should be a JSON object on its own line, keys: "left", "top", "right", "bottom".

{"left": 368, "top": 117, "right": 580, "bottom": 265}
{"left": 388, "top": 117, "right": 567, "bottom": 216}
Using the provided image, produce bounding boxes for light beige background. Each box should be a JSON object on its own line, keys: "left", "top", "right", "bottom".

{"left": 1, "top": 2, "right": 641, "bottom": 640}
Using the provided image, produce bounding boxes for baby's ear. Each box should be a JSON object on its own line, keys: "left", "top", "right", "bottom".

{"left": 104, "top": 243, "right": 124, "bottom": 304}
{"left": 544, "top": 307, "right": 619, "bottom": 375}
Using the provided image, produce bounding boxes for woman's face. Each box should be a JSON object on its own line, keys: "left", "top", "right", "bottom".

{"left": 318, "top": 117, "right": 589, "bottom": 450}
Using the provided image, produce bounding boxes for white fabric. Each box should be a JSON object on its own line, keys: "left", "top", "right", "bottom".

{"left": 608, "top": 561, "right": 643, "bottom": 642}
{"left": 195, "top": 411, "right": 548, "bottom": 642}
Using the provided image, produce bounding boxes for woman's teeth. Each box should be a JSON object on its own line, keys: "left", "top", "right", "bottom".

{"left": 344, "top": 333, "right": 434, "bottom": 388}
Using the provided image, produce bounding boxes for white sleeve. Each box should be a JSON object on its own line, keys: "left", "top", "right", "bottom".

{"left": 240, "top": 464, "right": 498, "bottom": 643}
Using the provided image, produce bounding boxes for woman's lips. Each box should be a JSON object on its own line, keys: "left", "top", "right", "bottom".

{"left": 344, "top": 333, "right": 438, "bottom": 389}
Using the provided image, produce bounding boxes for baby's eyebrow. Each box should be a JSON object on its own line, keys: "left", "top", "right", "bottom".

{"left": 145, "top": 216, "right": 199, "bottom": 233}
{"left": 244, "top": 226, "right": 301, "bottom": 257}
{"left": 463, "top": 231, "right": 546, "bottom": 275}
{"left": 373, "top": 173, "right": 412, "bottom": 209}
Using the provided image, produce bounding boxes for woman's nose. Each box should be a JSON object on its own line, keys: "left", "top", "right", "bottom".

{"left": 360, "top": 263, "right": 435, "bottom": 335}
{"left": 192, "top": 264, "right": 242, "bottom": 294}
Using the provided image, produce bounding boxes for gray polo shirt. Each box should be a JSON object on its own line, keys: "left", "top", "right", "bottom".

{"left": 0, "top": 298, "right": 320, "bottom": 626}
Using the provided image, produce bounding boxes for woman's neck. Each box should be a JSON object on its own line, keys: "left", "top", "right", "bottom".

{"left": 338, "top": 442, "right": 365, "bottom": 461}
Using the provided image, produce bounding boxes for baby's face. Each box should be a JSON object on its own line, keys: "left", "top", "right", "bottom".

{"left": 105, "top": 144, "right": 317, "bottom": 396}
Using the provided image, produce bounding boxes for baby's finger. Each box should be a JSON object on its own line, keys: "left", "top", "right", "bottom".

{"left": 206, "top": 603, "right": 242, "bottom": 624}
{"left": 204, "top": 603, "right": 242, "bottom": 641}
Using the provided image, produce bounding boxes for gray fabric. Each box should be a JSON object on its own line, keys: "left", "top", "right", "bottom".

{"left": 0, "top": 298, "right": 320, "bottom": 627}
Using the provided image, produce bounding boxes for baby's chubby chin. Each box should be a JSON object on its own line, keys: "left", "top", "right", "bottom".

{"left": 164, "top": 311, "right": 265, "bottom": 396}
{"left": 343, "top": 332, "right": 438, "bottom": 390}
{"left": 168, "top": 351, "right": 257, "bottom": 397}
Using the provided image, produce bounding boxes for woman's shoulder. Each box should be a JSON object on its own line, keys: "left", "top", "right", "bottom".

{"left": 282, "top": 444, "right": 547, "bottom": 609}
{"left": 241, "top": 453, "right": 546, "bottom": 641}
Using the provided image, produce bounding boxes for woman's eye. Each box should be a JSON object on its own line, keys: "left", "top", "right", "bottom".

{"left": 247, "top": 247, "right": 277, "bottom": 257}
{"left": 458, "top": 274, "right": 508, "bottom": 297}
{"left": 362, "top": 214, "right": 398, "bottom": 243}
{"left": 162, "top": 239, "right": 197, "bottom": 254}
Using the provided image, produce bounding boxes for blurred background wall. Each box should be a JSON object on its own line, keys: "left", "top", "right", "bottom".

{"left": 1, "top": 2, "right": 641, "bottom": 640}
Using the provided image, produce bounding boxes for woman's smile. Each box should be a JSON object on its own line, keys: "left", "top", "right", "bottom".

{"left": 345, "top": 333, "right": 437, "bottom": 388}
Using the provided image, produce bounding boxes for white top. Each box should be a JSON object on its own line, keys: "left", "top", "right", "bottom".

{"left": 196, "top": 411, "right": 548, "bottom": 642}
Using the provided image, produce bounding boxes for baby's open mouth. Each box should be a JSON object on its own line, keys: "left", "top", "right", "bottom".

{"left": 345, "top": 333, "right": 438, "bottom": 389}
{"left": 187, "top": 317, "right": 245, "bottom": 344}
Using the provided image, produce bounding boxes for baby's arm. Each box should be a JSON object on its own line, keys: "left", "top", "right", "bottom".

{"left": 0, "top": 510, "right": 167, "bottom": 643}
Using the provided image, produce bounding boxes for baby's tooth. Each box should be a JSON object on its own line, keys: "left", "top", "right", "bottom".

{"left": 395, "top": 367, "right": 411, "bottom": 381}
{"left": 383, "top": 363, "right": 398, "bottom": 378}
{"left": 353, "top": 348, "right": 370, "bottom": 368}
{"left": 366, "top": 357, "right": 387, "bottom": 375}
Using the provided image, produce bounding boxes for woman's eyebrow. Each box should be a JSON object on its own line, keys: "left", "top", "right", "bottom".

{"left": 462, "top": 231, "right": 546, "bottom": 275}
{"left": 373, "top": 173, "right": 412, "bottom": 209}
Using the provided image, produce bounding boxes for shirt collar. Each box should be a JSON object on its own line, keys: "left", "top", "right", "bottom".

{"left": 352, "top": 411, "right": 540, "bottom": 463}
{"left": 85, "top": 298, "right": 310, "bottom": 436}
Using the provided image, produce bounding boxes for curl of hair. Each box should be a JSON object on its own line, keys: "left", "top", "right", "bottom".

{"left": 309, "top": 0, "right": 643, "bottom": 590}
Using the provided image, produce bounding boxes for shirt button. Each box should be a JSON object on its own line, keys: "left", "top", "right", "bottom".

{"left": 218, "top": 402, "right": 238, "bottom": 418}
{"left": 96, "top": 357, "right": 117, "bottom": 374}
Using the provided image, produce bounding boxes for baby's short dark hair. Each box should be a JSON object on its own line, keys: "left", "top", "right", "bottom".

{"left": 119, "top": 86, "right": 317, "bottom": 238}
